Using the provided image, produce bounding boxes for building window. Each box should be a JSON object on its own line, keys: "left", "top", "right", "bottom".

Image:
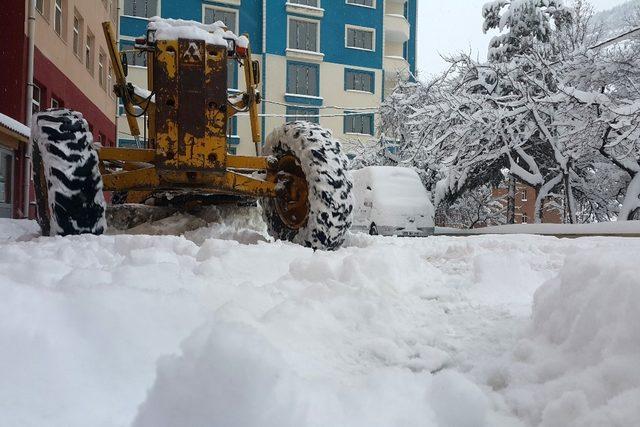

{"left": 203, "top": 5, "right": 238, "bottom": 88}
{"left": 346, "top": 0, "right": 375, "bottom": 8}
{"left": 86, "top": 30, "right": 95, "bottom": 75}
{"left": 36, "top": 0, "right": 45, "bottom": 15}
{"left": 108, "top": 65, "right": 114, "bottom": 97}
{"left": 346, "top": 26, "right": 375, "bottom": 51}
{"left": 345, "top": 69, "right": 374, "bottom": 93}
{"left": 54, "top": 0, "right": 63, "bottom": 36}
{"left": 51, "top": 97, "right": 60, "bottom": 109}
{"left": 203, "top": 6, "right": 237, "bottom": 30}
{"left": 345, "top": 113, "right": 374, "bottom": 135}
{"left": 290, "top": 0, "right": 319, "bottom": 6}
{"left": 122, "top": 41, "right": 146, "bottom": 67}
{"left": 0, "top": 150, "right": 12, "bottom": 207}
{"left": 287, "top": 62, "right": 319, "bottom": 96}
{"left": 289, "top": 18, "right": 319, "bottom": 52}
{"left": 98, "top": 51, "right": 106, "bottom": 89}
{"left": 124, "top": 0, "right": 159, "bottom": 18}
{"left": 73, "top": 12, "right": 83, "bottom": 58}
{"left": 522, "top": 213, "right": 528, "bottom": 224}
{"left": 286, "top": 107, "right": 319, "bottom": 124}
{"left": 32, "top": 84, "right": 41, "bottom": 115}
{"left": 521, "top": 189, "right": 528, "bottom": 202}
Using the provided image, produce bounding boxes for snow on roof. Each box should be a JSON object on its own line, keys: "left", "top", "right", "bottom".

{"left": 0, "top": 112, "right": 30, "bottom": 140}
{"left": 148, "top": 17, "right": 249, "bottom": 48}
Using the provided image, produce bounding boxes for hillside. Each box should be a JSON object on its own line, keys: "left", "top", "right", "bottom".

{"left": 593, "top": 0, "right": 640, "bottom": 37}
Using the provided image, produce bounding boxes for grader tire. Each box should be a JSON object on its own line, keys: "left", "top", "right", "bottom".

{"left": 31, "top": 109, "right": 107, "bottom": 236}
{"left": 260, "top": 121, "right": 353, "bottom": 251}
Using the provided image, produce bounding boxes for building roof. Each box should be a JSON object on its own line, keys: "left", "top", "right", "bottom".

{"left": 0, "top": 112, "right": 30, "bottom": 141}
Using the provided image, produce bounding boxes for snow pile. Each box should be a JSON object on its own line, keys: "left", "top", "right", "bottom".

{"left": 0, "top": 219, "right": 39, "bottom": 243}
{"left": 109, "top": 205, "right": 268, "bottom": 245}
{"left": 439, "top": 220, "right": 640, "bottom": 236}
{"left": 183, "top": 205, "right": 268, "bottom": 245}
{"left": 2, "top": 213, "right": 640, "bottom": 426}
{"left": 482, "top": 250, "right": 640, "bottom": 426}
{"left": 149, "top": 17, "right": 249, "bottom": 48}
{"left": 133, "top": 321, "right": 489, "bottom": 427}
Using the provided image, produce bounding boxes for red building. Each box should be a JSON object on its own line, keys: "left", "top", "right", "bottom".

{"left": 0, "top": 1, "right": 117, "bottom": 218}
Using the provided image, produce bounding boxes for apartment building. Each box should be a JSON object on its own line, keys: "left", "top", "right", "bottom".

{"left": 0, "top": 0, "right": 118, "bottom": 218}
{"left": 493, "top": 184, "right": 562, "bottom": 225}
{"left": 117, "top": 0, "right": 418, "bottom": 155}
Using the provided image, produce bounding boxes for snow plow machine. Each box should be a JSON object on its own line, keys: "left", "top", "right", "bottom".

{"left": 30, "top": 19, "right": 353, "bottom": 251}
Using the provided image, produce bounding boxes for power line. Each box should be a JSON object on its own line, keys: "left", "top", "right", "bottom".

{"left": 589, "top": 26, "right": 640, "bottom": 51}
{"left": 237, "top": 111, "right": 380, "bottom": 118}
{"left": 263, "top": 98, "right": 380, "bottom": 111}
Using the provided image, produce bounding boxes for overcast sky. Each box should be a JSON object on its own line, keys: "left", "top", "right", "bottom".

{"left": 416, "top": 0, "right": 630, "bottom": 78}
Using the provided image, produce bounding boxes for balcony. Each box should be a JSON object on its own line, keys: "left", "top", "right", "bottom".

{"left": 384, "top": 55, "right": 411, "bottom": 81}
{"left": 384, "top": 13, "right": 410, "bottom": 43}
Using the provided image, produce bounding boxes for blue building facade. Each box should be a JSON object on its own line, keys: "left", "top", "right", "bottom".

{"left": 117, "top": 0, "right": 418, "bottom": 154}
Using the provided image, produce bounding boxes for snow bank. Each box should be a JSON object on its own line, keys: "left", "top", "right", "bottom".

{"left": 0, "top": 219, "right": 39, "bottom": 242}
{"left": 439, "top": 220, "right": 640, "bottom": 236}
{"left": 481, "top": 250, "right": 640, "bottom": 426}
{"left": 134, "top": 321, "right": 489, "bottom": 427}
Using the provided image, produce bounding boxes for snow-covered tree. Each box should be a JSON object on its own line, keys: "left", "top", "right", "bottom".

{"left": 483, "top": 0, "right": 573, "bottom": 62}
{"left": 378, "top": 0, "right": 640, "bottom": 223}
{"left": 436, "top": 185, "right": 506, "bottom": 228}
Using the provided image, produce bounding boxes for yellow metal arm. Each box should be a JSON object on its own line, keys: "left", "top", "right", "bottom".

{"left": 242, "top": 41, "right": 262, "bottom": 155}
{"left": 102, "top": 21, "right": 141, "bottom": 138}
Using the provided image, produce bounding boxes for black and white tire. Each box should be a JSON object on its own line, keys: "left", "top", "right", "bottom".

{"left": 31, "top": 109, "right": 107, "bottom": 236}
{"left": 260, "top": 121, "right": 353, "bottom": 251}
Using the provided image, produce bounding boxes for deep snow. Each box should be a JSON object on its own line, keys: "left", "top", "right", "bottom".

{"left": 1, "top": 211, "right": 639, "bottom": 427}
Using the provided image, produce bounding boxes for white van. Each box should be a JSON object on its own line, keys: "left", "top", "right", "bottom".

{"left": 351, "top": 166, "right": 435, "bottom": 237}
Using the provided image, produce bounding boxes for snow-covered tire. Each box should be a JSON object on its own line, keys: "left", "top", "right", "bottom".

{"left": 260, "top": 121, "right": 353, "bottom": 251}
{"left": 31, "top": 109, "right": 107, "bottom": 236}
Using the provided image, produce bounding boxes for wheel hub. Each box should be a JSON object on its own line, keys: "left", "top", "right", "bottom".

{"left": 272, "top": 155, "right": 309, "bottom": 229}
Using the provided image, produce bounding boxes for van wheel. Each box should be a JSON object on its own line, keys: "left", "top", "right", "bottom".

{"left": 261, "top": 121, "right": 353, "bottom": 251}
{"left": 369, "top": 223, "right": 379, "bottom": 236}
{"left": 31, "top": 109, "right": 107, "bottom": 236}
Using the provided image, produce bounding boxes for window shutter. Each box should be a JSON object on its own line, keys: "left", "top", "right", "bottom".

{"left": 287, "top": 64, "right": 296, "bottom": 93}
{"left": 308, "top": 65, "right": 318, "bottom": 96}
{"left": 310, "top": 22, "right": 317, "bottom": 52}
{"left": 290, "top": 21, "right": 298, "bottom": 49}
{"left": 364, "top": 73, "right": 372, "bottom": 92}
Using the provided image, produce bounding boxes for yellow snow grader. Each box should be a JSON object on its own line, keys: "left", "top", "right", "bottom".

{"left": 30, "top": 19, "right": 352, "bottom": 250}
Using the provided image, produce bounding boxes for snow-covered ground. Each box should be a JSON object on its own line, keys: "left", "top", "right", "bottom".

{"left": 1, "top": 211, "right": 639, "bottom": 427}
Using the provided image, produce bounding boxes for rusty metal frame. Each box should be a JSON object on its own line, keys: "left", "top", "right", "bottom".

{"left": 99, "top": 21, "right": 278, "bottom": 199}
